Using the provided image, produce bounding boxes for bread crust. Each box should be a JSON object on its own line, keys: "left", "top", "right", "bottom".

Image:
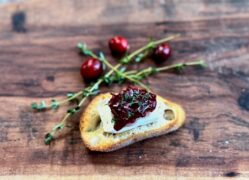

{"left": 80, "top": 93, "right": 185, "bottom": 152}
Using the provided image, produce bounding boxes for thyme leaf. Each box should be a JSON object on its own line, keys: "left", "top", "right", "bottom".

{"left": 51, "top": 99, "right": 59, "bottom": 110}
{"left": 31, "top": 101, "right": 46, "bottom": 111}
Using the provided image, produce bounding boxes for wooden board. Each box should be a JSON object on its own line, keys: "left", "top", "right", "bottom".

{"left": 0, "top": 0, "right": 249, "bottom": 179}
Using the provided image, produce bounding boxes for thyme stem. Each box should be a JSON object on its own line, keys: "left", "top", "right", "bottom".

{"left": 156, "top": 59, "right": 205, "bottom": 72}
{"left": 127, "top": 59, "right": 206, "bottom": 81}
{"left": 44, "top": 65, "right": 116, "bottom": 145}
{"left": 56, "top": 91, "right": 83, "bottom": 106}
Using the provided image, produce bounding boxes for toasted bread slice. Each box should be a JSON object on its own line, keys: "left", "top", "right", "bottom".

{"left": 80, "top": 93, "right": 185, "bottom": 152}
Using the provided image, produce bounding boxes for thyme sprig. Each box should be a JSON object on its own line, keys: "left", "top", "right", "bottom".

{"left": 44, "top": 78, "right": 104, "bottom": 144}
{"left": 31, "top": 91, "right": 83, "bottom": 111}
{"left": 127, "top": 60, "right": 206, "bottom": 81}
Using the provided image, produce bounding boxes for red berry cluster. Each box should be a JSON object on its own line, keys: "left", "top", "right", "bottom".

{"left": 80, "top": 36, "right": 172, "bottom": 81}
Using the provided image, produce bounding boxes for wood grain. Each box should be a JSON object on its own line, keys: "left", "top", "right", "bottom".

{"left": 0, "top": 0, "right": 249, "bottom": 179}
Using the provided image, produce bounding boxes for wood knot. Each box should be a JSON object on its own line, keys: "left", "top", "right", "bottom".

{"left": 238, "top": 89, "right": 249, "bottom": 111}
{"left": 11, "top": 11, "right": 26, "bottom": 33}
{"left": 224, "top": 171, "right": 240, "bottom": 177}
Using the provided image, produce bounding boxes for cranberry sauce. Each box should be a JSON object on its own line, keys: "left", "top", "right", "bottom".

{"left": 108, "top": 86, "right": 157, "bottom": 131}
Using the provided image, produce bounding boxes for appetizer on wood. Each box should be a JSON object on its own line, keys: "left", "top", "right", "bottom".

{"left": 80, "top": 86, "right": 185, "bottom": 152}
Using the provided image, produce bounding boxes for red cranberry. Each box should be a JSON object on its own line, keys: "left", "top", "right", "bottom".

{"left": 153, "top": 43, "right": 172, "bottom": 63}
{"left": 108, "top": 36, "right": 129, "bottom": 56}
{"left": 80, "top": 58, "right": 103, "bottom": 81}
